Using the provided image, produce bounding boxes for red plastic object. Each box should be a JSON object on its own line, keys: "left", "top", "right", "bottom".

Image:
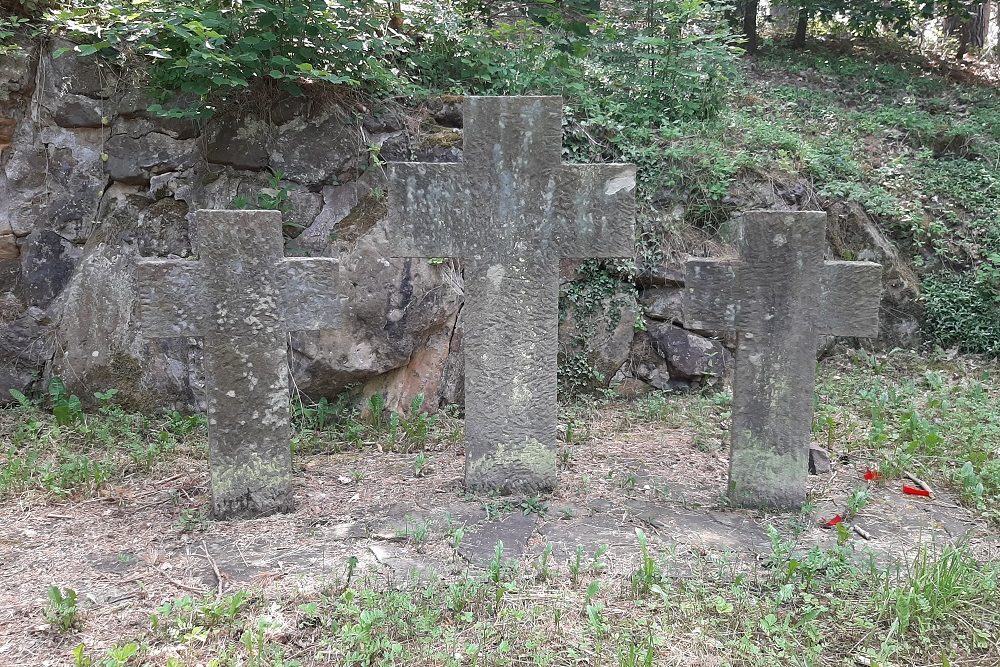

{"left": 864, "top": 469, "right": 880, "bottom": 481}
{"left": 822, "top": 515, "right": 844, "bottom": 529}
{"left": 902, "top": 484, "right": 930, "bottom": 497}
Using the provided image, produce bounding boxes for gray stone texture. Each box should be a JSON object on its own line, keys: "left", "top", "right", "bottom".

{"left": 685, "top": 211, "right": 882, "bottom": 510}
{"left": 386, "top": 96, "right": 636, "bottom": 493}
{"left": 137, "top": 210, "right": 347, "bottom": 519}
{"left": 0, "top": 43, "right": 909, "bottom": 419}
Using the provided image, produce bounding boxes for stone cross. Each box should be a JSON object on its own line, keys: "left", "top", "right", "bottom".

{"left": 137, "top": 209, "right": 347, "bottom": 519}
{"left": 387, "top": 96, "right": 636, "bottom": 494}
{"left": 684, "top": 211, "right": 882, "bottom": 510}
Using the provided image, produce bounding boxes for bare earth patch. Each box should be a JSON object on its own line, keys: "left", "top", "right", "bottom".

{"left": 1, "top": 398, "right": 993, "bottom": 665}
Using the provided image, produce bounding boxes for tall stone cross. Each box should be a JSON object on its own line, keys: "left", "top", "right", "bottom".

{"left": 137, "top": 209, "right": 347, "bottom": 519}
{"left": 387, "top": 96, "right": 636, "bottom": 494}
{"left": 685, "top": 211, "right": 882, "bottom": 510}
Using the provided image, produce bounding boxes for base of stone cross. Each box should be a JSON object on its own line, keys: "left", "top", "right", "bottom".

{"left": 463, "top": 438, "right": 558, "bottom": 495}
{"left": 211, "top": 484, "right": 295, "bottom": 520}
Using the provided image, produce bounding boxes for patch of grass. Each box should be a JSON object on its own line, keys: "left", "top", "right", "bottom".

{"left": 65, "top": 528, "right": 1000, "bottom": 666}
{"left": 0, "top": 389, "right": 206, "bottom": 499}
{"left": 293, "top": 392, "right": 455, "bottom": 456}
{"left": 814, "top": 350, "right": 1000, "bottom": 521}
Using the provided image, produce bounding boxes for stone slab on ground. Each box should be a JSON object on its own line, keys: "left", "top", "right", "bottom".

{"left": 458, "top": 511, "right": 539, "bottom": 565}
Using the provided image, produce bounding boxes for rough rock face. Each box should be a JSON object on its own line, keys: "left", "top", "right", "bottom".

{"left": 0, "top": 42, "right": 463, "bottom": 411}
{"left": 0, "top": 44, "right": 911, "bottom": 412}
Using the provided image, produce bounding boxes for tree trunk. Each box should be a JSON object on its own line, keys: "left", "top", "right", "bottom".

{"left": 947, "top": 2, "right": 991, "bottom": 59}
{"left": 792, "top": 7, "right": 809, "bottom": 49}
{"left": 743, "top": 0, "right": 760, "bottom": 55}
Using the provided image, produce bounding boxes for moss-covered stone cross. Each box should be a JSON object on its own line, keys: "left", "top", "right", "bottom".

{"left": 685, "top": 211, "right": 882, "bottom": 510}
{"left": 137, "top": 210, "right": 347, "bottom": 519}
{"left": 387, "top": 96, "right": 636, "bottom": 494}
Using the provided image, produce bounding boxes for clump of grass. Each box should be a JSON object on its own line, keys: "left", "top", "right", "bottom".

{"left": 0, "top": 381, "right": 205, "bottom": 499}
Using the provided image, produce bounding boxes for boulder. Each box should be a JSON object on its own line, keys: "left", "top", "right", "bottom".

{"left": 636, "top": 259, "right": 686, "bottom": 288}
{"left": 104, "top": 119, "right": 197, "bottom": 184}
{"left": 0, "top": 40, "right": 36, "bottom": 102}
{"left": 204, "top": 114, "right": 270, "bottom": 170}
{"left": 47, "top": 191, "right": 203, "bottom": 410}
{"left": 638, "top": 286, "right": 684, "bottom": 324}
{"left": 270, "top": 106, "right": 365, "bottom": 183}
{"left": 648, "top": 322, "right": 731, "bottom": 382}
{"left": 559, "top": 287, "right": 639, "bottom": 388}
{"left": 0, "top": 305, "right": 54, "bottom": 400}
{"left": 38, "top": 41, "right": 116, "bottom": 129}
{"left": 627, "top": 330, "right": 684, "bottom": 392}
{"left": 20, "top": 230, "right": 80, "bottom": 306}
{"left": 827, "top": 201, "right": 922, "bottom": 347}
{"left": 1, "top": 123, "right": 108, "bottom": 241}
{"left": 808, "top": 445, "right": 831, "bottom": 475}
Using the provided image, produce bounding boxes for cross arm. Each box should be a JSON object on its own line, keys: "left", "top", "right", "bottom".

{"left": 136, "top": 259, "right": 209, "bottom": 338}
{"left": 683, "top": 258, "right": 759, "bottom": 331}
{"left": 386, "top": 162, "right": 469, "bottom": 258}
{"left": 278, "top": 257, "right": 350, "bottom": 331}
{"left": 817, "top": 260, "right": 882, "bottom": 337}
{"left": 556, "top": 164, "right": 637, "bottom": 258}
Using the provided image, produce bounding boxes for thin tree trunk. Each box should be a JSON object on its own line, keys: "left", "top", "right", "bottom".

{"left": 792, "top": 7, "right": 809, "bottom": 49}
{"left": 743, "top": 0, "right": 760, "bottom": 55}
{"left": 948, "top": 2, "right": 990, "bottom": 58}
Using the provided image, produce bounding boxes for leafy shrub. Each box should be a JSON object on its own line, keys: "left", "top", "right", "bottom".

{"left": 48, "top": 0, "right": 402, "bottom": 117}
{"left": 923, "top": 263, "right": 1000, "bottom": 356}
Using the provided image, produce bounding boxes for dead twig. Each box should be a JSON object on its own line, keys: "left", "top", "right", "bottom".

{"left": 152, "top": 567, "right": 202, "bottom": 594}
{"left": 852, "top": 525, "right": 872, "bottom": 540}
{"left": 201, "top": 540, "right": 225, "bottom": 597}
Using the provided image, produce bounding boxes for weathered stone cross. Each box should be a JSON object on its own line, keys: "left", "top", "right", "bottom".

{"left": 684, "top": 211, "right": 882, "bottom": 510}
{"left": 387, "top": 96, "right": 636, "bottom": 494}
{"left": 137, "top": 209, "right": 347, "bottom": 519}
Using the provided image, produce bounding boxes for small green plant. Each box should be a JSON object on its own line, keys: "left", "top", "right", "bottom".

{"left": 48, "top": 377, "right": 83, "bottom": 426}
{"left": 178, "top": 508, "right": 208, "bottom": 533}
{"left": 448, "top": 525, "right": 465, "bottom": 557}
{"left": 520, "top": 495, "right": 547, "bottom": 516}
{"left": 569, "top": 545, "right": 585, "bottom": 587}
{"left": 845, "top": 487, "right": 871, "bottom": 519}
{"left": 534, "top": 543, "right": 554, "bottom": 582}
{"left": 413, "top": 452, "right": 429, "bottom": 477}
{"left": 403, "top": 518, "right": 432, "bottom": 546}
{"left": 44, "top": 585, "right": 79, "bottom": 632}
{"left": 104, "top": 642, "right": 140, "bottom": 667}
{"left": 630, "top": 529, "right": 662, "bottom": 597}
{"left": 72, "top": 644, "right": 93, "bottom": 667}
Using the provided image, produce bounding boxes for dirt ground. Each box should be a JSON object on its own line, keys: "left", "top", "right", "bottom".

{"left": 1, "top": 409, "right": 995, "bottom": 666}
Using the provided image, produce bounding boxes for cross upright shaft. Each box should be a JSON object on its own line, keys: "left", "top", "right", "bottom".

{"left": 387, "top": 96, "right": 636, "bottom": 493}
{"left": 685, "top": 211, "right": 882, "bottom": 510}
{"left": 138, "top": 209, "right": 347, "bottom": 519}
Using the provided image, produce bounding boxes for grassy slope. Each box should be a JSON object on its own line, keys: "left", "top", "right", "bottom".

{"left": 673, "top": 43, "right": 1000, "bottom": 352}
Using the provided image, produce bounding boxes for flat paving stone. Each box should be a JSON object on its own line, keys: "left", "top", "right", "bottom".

{"left": 458, "top": 512, "right": 538, "bottom": 565}
{"left": 535, "top": 513, "right": 640, "bottom": 560}
{"left": 627, "top": 500, "right": 772, "bottom": 554}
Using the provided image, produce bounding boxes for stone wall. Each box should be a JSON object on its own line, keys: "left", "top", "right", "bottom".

{"left": 0, "top": 41, "right": 917, "bottom": 412}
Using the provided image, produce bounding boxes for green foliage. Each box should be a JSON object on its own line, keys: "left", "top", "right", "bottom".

{"left": 45, "top": 585, "right": 79, "bottom": 632}
{"left": 815, "top": 351, "right": 1000, "bottom": 521}
{"left": 48, "top": 377, "right": 83, "bottom": 426}
{"left": 923, "top": 267, "right": 1000, "bottom": 356}
{"left": 48, "top": 0, "right": 401, "bottom": 117}
{"left": 293, "top": 391, "right": 442, "bottom": 454}
{"left": 0, "top": 393, "right": 205, "bottom": 498}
